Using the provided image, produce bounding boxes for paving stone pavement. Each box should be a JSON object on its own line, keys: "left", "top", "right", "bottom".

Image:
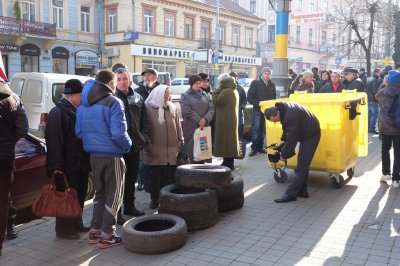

{"left": 2, "top": 133, "right": 400, "bottom": 266}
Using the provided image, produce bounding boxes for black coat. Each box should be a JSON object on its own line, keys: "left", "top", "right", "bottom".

{"left": 247, "top": 78, "right": 276, "bottom": 112}
{"left": 134, "top": 81, "right": 161, "bottom": 101}
{"left": 276, "top": 102, "right": 320, "bottom": 159}
{"left": 0, "top": 82, "right": 28, "bottom": 160}
{"left": 115, "top": 87, "right": 150, "bottom": 152}
{"left": 45, "top": 98, "right": 90, "bottom": 177}
{"left": 236, "top": 83, "right": 247, "bottom": 113}
{"left": 315, "top": 80, "right": 329, "bottom": 93}
{"left": 366, "top": 75, "right": 381, "bottom": 102}
{"left": 346, "top": 78, "right": 365, "bottom": 92}
{"left": 319, "top": 82, "right": 346, "bottom": 93}
{"left": 359, "top": 74, "right": 368, "bottom": 90}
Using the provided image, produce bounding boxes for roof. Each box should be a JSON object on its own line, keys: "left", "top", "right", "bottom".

{"left": 202, "top": 0, "right": 262, "bottom": 21}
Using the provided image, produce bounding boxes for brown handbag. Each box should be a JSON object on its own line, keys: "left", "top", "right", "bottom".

{"left": 32, "top": 173, "right": 82, "bottom": 218}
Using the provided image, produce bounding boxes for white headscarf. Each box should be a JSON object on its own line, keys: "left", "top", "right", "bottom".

{"left": 145, "top": 85, "right": 176, "bottom": 125}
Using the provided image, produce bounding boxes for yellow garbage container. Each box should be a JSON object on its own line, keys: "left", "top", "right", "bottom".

{"left": 260, "top": 90, "right": 368, "bottom": 187}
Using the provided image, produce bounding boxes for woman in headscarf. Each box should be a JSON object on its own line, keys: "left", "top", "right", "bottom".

{"left": 143, "top": 85, "right": 183, "bottom": 209}
{"left": 181, "top": 74, "right": 214, "bottom": 163}
{"left": 212, "top": 76, "right": 240, "bottom": 170}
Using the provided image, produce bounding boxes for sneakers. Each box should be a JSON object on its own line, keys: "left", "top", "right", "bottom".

{"left": 88, "top": 230, "right": 102, "bottom": 244}
{"left": 380, "top": 175, "right": 391, "bottom": 182}
{"left": 98, "top": 234, "right": 122, "bottom": 249}
{"left": 393, "top": 180, "right": 400, "bottom": 188}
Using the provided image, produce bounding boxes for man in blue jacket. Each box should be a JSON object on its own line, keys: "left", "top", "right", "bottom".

{"left": 76, "top": 70, "right": 132, "bottom": 248}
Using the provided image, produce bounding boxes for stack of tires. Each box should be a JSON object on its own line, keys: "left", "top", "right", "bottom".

{"left": 159, "top": 165, "right": 244, "bottom": 232}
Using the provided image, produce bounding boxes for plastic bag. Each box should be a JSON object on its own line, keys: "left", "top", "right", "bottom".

{"left": 193, "top": 126, "right": 212, "bottom": 161}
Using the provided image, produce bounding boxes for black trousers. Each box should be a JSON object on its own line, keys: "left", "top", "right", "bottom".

{"left": 381, "top": 134, "right": 400, "bottom": 180}
{"left": 122, "top": 150, "right": 140, "bottom": 209}
{"left": 0, "top": 158, "right": 14, "bottom": 250}
{"left": 285, "top": 133, "right": 321, "bottom": 198}
{"left": 54, "top": 170, "right": 88, "bottom": 234}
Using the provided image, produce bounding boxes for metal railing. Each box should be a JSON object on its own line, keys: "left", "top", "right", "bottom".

{"left": 0, "top": 16, "right": 56, "bottom": 37}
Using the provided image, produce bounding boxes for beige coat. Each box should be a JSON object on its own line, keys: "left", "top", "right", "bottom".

{"left": 143, "top": 102, "right": 183, "bottom": 165}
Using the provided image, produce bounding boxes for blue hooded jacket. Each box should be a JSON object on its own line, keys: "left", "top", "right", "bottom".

{"left": 75, "top": 79, "right": 132, "bottom": 157}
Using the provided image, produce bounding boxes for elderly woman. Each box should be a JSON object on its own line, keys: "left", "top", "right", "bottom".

{"left": 315, "top": 70, "right": 331, "bottom": 93}
{"left": 294, "top": 71, "right": 314, "bottom": 93}
{"left": 212, "top": 76, "right": 240, "bottom": 170}
{"left": 181, "top": 74, "right": 214, "bottom": 163}
{"left": 143, "top": 85, "right": 183, "bottom": 209}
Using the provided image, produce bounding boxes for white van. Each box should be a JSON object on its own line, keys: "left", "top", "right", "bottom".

{"left": 10, "top": 72, "right": 92, "bottom": 137}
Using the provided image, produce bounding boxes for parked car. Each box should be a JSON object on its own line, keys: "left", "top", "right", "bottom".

{"left": 130, "top": 72, "right": 171, "bottom": 90}
{"left": 9, "top": 73, "right": 92, "bottom": 137}
{"left": 170, "top": 78, "right": 190, "bottom": 98}
{"left": 237, "top": 78, "right": 254, "bottom": 95}
{"left": 11, "top": 133, "right": 95, "bottom": 211}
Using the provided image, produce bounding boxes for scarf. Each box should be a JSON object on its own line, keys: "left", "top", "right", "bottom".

{"left": 145, "top": 85, "right": 176, "bottom": 125}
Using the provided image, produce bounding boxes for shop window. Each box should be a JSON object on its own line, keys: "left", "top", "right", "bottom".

{"left": 53, "top": 58, "right": 68, "bottom": 74}
{"left": 142, "top": 60, "right": 176, "bottom": 80}
{"left": 81, "top": 6, "right": 90, "bottom": 32}
{"left": 165, "top": 13, "right": 175, "bottom": 37}
{"left": 108, "top": 8, "right": 117, "bottom": 33}
{"left": 52, "top": 0, "right": 64, "bottom": 28}
{"left": 184, "top": 17, "right": 193, "bottom": 40}
{"left": 232, "top": 26, "right": 240, "bottom": 47}
{"left": 144, "top": 9, "right": 154, "bottom": 33}
{"left": 21, "top": 55, "right": 38, "bottom": 72}
{"left": 22, "top": 0, "right": 35, "bottom": 21}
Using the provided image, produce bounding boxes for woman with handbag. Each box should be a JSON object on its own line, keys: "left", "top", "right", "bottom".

{"left": 143, "top": 85, "right": 184, "bottom": 209}
{"left": 181, "top": 74, "right": 214, "bottom": 163}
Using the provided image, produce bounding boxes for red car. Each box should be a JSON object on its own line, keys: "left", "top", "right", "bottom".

{"left": 11, "top": 133, "right": 94, "bottom": 211}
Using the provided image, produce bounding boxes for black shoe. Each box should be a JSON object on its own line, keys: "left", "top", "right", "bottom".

{"left": 297, "top": 191, "right": 309, "bottom": 198}
{"left": 258, "top": 149, "right": 267, "bottom": 154}
{"left": 76, "top": 225, "right": 91, "bottom": 232}
{"left": 274, "top": 195, "right": 297, "bottom": 203}
{"left": 249, "top": 150, "right": 258, "bottom": 157}
{"left": 124, "top": 206, "right": 145, "bottom": 217}
{"left": 56, "top": 232, "right": 80, "bottom": 240}
{"left": 117, "top": 212, "right": 126, "bottom": 225}
{"left": 6, "top": 225, "right": 18, "bottom": 240}
{"left": 149, "top": 200, "right": 159, "bottom": 209}
{"left": 137, "top": 183, "right": 144, "bottom": 191}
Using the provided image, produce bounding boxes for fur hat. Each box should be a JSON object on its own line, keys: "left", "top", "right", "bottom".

{"left": 198, "top": 73, "right": 209, "bottom": 81}
{"left": 64, "top": 79, "right": 83, "bottom": 94}
{"left": 189, "top": 74, "right": 202, "bottom": 86}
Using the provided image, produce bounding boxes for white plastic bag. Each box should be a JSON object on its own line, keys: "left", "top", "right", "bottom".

{"left": 193, "top": 126, "right": 212, "bottom": 161}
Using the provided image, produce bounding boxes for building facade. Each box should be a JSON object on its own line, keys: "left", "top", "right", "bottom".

{"left": 0, "top": 0, "right": 101, "bottom": 79}
{"left": 102, "top": 0, "right": 264, "bottom": 79}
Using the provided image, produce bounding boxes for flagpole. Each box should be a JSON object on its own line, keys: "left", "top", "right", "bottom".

{"left": 213, "top": 0, "right": 220, "bottom": 88}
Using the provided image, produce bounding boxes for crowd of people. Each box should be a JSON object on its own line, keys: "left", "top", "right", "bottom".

{"left": 2, "top": 61, "right": 400, "bottom": 253}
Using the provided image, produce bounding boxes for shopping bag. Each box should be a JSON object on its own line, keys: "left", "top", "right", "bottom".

{"left": 193, "top": 126, "right": 212, "bottom": 161}
{"left": 32, "top": 173, "right": 82, "bottom": 218}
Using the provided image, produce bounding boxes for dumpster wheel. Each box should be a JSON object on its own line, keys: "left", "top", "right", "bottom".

{"left": 274, "top": 169, "right": 288, "bottom": 183}
{"left": 347, "top": 167, "right": 355, "bottom": 179}
{"left": 330, "top": 173, "right": 344, "bottom": 189}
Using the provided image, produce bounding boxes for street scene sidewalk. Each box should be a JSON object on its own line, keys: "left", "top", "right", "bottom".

{"left": 2, "top": 133, "right": 400, "bottom": 266}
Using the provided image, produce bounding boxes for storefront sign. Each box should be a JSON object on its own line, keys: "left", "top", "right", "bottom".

{"left": 52, "top": 46, "right": 69, "bottom": 58}
{"left": 124, "top": 32, "right": 139, "bottom": 41}
{"left": 0, "top": 44, "right": 19, "bottom": 52}
{"left": 223, "top": 55, "right": 262, "bottom": 66}
{"left": 42, "top": 56, "right": 51, "bottom": 60}
{"left": 131, "top": 44, "right": 195, "bottom": 60}
{"left": 290, "top": 12, "right": 324, "bottom": 24}
{"left": 75, "top": 50, "right": 98, "bottom": 66}
{"left": 20, "top": 43, "right": 40, "bottom": 56}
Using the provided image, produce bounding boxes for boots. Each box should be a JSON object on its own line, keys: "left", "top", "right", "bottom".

{"left": 6, "top": 223, "right": 17, "bottom": 240}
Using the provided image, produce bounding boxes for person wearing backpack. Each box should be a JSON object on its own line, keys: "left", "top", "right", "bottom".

{"left": 375, "top": 70, "right": 400, "bottom": 188}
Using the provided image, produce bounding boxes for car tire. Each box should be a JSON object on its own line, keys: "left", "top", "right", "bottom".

{"left": 159, "top": 184, "right": 218, "bottom": 213}
{"left": 121, "top": 214, "right": 187, "bottom": 254}
{"left": 175, "top": 164, "right": 231, "bottom": 189}
{"left": 215, "top": 175, "right": 244, "bottom": 212}
{"left": 85, "top": 172, "right": 95, "bottom": 201}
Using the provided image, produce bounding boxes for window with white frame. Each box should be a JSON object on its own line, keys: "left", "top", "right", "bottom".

{"left": 52, "top": 0, "right": 64, "bottom": 28}
{"left": 296, "top": 26, "right": 301, "bottom": 42}
{"left": 22, "top": 0, "right": 35, "bottom": 21}
{"left": 245, "top": 29, "right": 252, "bottom": 48}
{"left": 144, "top": 9, "right": 154, "bottom": 33}
{"left": 296, "top": 0, "right": 302, "bottom": 11}
{"left": 308, "top": 28, "right": 313, "bottom": 45}
{"left": 332, "top": 33, "right": 336, "bottom": 43}
{"left": 217, "top": 25, "right": 224, "bottom": 44}
{"left": 267, "top": 25, "right": 275, "bottom": 42}
{"left": 108, "top": 8, "right": 116, "bottom": 32}
{"left": 232, "top": 26, "right": 240, "bottom": 46}
{"left": 310, "top": 0, "right": 315, "bottom": 12}
{"left": 321, "top": 31, "right": 326, "bottom": 44}
{"left": 165, "top": 13, "right": 174, "bottom": 37}
{"left": 200, "top": 20, "right": 210, "bottom": 40}
{"left": 81, "top": 6, "right": 90, "bottom": 32}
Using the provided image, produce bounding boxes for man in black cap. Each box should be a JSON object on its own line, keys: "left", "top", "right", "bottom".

{"left": 45, "top": 79, "right": 91, "bottom": 240}
{"left": 344, "top": 67, "right": 365, "bottom": 92}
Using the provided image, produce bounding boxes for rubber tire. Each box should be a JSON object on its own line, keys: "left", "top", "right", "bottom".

{"left": 85, "top": 172, "right": 95, "bottom": 201}
{"left": 122, "top": 214, "right": 187, "bottom": 254}
{"left": 215, "top": 175, "right": 244, "bottom": 212}
{"left": 274, "top": 170, "right": 288, "bottom": 183}
{"left": 159, "top": 207, "right": 218, "bottom": 232}
{"left": 159, "top": 184, "right": 218, "bottom": 213}
{"left": 330, "top": 174, "right": 344, "bottom": 189}
{"left": 175, "top": 164, "right": 231, "bottom": 189}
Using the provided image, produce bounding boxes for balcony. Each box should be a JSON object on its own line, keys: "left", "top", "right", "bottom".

{"left": 0, "top": 16, "right": 56, "bottom": 38}
{"left": 198, "top": 38, "right": 223, "bottom": 49}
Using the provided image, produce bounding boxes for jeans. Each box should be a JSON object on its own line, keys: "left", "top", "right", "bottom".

{"left": 381, "top": 135, "right": 400, "bottom": 180}
{"left": 368, "top": 101, "right": 379, "bottom": 131}
{"left": 251, "top": 109, "right": 266, "bottom": 151}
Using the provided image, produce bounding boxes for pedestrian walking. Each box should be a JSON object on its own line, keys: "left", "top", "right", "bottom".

{"left": 319, "top": 71, "right": 346, "bottom": 93}
{"left": 76, "top": 70, "right": 132, "bottom": 248}
{"left": 45, "top": 79, "right": 91, "bottom": 240}
{"left": 0, "top": 78, "right": 28, "bottom": 256}
{"left": 114, "top": 68, "right": 150, "bottom": 225}
{"left": 375, "top": 70, "right": 400, "bottom": 188}
{"left": 366, "top": 68, "right": 382, "bottom": 133}
{"left": 213, "top": 76, "right": 240, "bottom": 169}
{"left": 264, "top": 102, "right": 321, "bottom": 203}
{"left": 247, "top": 67, "right": 276, "bottom": 156}
{"left": 143, "top": 85, "right": 183, "bottom": 209}
{"left": 181, "top": 74, "right": 214, "bottom": 163}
